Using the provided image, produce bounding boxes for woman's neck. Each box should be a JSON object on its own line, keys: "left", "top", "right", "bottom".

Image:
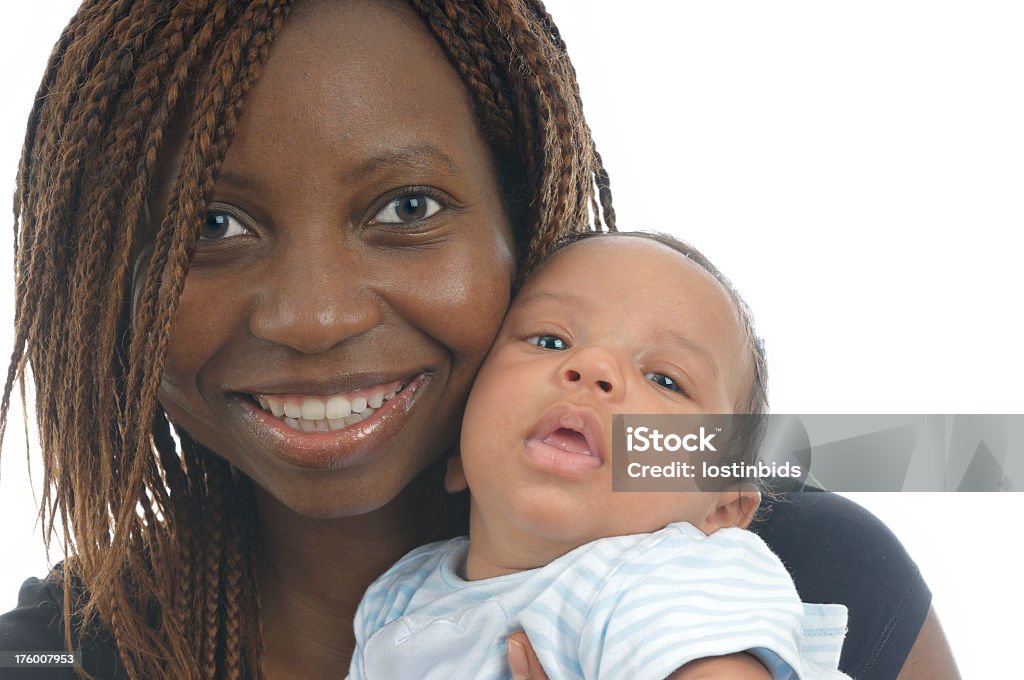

{"left": 255, "top": 462, "right": 458, "bottom": 679}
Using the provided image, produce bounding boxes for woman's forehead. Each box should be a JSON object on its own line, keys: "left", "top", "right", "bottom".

{"left": 148, "top": 0, "right": 498, "bottom": 229}
{"left": 225, "top": 1, "right": 480, "bottom": 161}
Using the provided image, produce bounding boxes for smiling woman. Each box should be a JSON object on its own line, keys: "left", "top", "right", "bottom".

{"left": 0, "top": 1, "right": 611, "bottom": 678}
{"left": 151, "top": 1, "right": 517, "bottom": 515}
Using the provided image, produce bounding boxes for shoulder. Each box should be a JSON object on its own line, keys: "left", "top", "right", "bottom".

{"left": 604, "top": 524, "right": 799, "bottom": 595}
{"left": 579, "top": 523, "right": 786, "bottom": 577}
{"left": 0, "top": 567, "right": 126, "bottom": 680}
{"left": 751, "top": 491, "right": 928, "bottom": 599}
{"left": 752, "top": 490, "right": 904, "bottom": 550}
{"left": 0, "top": 573, "right": 65, "bottom": 651}
{"left": 750, "top": 492, "right": 932, "bottom": 679}
{"left": 575, "top": 526, "right": 824, "bottom": 680}
{"left": 0, "top": 573, "right": 70, "bottom": 680}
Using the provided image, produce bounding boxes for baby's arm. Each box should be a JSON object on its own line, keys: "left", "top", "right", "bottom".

{"left": 668, "top": 653, "right": 772, "bottom": 680}
{"left": 573, "top": 527, "right": 846, "bottom": 679}
{"left": 507, "top": 637, "right": 773, "bottom": 680}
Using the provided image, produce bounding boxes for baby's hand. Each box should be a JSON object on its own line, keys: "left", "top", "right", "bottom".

{"left": 668, "top": 653, "right": 773, "bottom": 679}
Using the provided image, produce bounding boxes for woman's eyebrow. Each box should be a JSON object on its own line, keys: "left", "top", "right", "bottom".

{"left": 217, "top": 170, "right": 265, "bottom": 194}
{"left": 349, "top": 144, "right": 464, "bottom": 180}
{"left": 214, "top": 145, "right": 464, "bottom": 194}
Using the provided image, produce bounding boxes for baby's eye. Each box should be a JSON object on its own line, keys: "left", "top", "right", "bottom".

{"left": 645, "top": 372, "right": 682, "bottom": 393}
{"left": 201, "top": 212, "right": 250, "bottom": 241}
{"left": 527, "top": 335, "right": 568, "bottom": 351}
{"left": 373, "top": 194, "right": 442, "bottom": 224}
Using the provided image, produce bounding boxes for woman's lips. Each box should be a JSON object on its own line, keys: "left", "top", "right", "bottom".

{"left": 522, "top": 404, "right": 606, "bottom": 477}
{"left": 232, "top": 372, "right": 428, "bottom": 470}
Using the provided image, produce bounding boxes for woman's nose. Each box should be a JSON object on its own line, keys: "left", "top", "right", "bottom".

{"left": 558, "top": 346, "right": 626, "bottom": 400}
{"left": 247, "top": 240, "right": 382, "bottom": 354}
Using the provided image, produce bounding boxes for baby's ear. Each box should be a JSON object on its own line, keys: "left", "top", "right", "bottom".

{"left": 444, "top": 455, "right": 468, "bottom": 494}
{"left": 702, "top": 486, "right": 761, "bottom": 532}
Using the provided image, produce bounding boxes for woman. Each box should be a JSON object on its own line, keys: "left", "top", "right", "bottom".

{"left": 0, "top": 1, "right": 956, "bottom": 679}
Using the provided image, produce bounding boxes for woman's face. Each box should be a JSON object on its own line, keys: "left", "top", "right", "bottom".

{"left": 152, "top": 0, "right": 515, "bottom": 517}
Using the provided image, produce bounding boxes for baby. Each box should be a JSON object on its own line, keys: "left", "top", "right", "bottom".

{"left": 348, "top": 232, "right": 849, "bottom": 679}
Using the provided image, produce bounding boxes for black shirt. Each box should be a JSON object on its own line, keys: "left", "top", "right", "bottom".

{"left": 0, "top": 564, "right": 125, "bottom": 680}
{"left": 0, "top": 492, "right": 930, "bottom": 679}
{"left": 751, "top": 492, "right": 931, "bottom": 679}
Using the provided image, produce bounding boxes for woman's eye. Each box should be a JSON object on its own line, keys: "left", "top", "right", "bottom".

{"left": 645, "top": 372, "right": 682, "bottom": 393}
{"left": 527, "top": 335, "right": 568, "bottom": 351}
{"left": 373, "top": 194, "right": 442, "bottom": 224}
{"left": 201, "top": 212, "right": 250, "bottom": 241}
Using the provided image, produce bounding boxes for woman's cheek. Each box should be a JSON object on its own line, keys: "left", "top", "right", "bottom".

{"left": 391, "top": 225, "right": 514, "bottom": 367}
{"left": 158, "top": 271, "right": 242, "bottom": 425}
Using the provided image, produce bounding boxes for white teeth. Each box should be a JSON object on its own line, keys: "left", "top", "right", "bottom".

{"left": 266, "top": 397, "right": 285, "bottom": 417}
{"left": 258, "top": 384, "right": 394, "bottom": 432}
{"left": 300, "top": 398, "right": 326, "bottom": 420}
{"left": 260, "top": 390, "right": 388, "bottom": 420}
{"left": 274, "top": 406, "right": 378, "bottom": 432}
{"left": 325, "top": 396, "right": 351, "bottom": 419}
{"left": 383, "top": 383, "right": 406, "bottom": 401}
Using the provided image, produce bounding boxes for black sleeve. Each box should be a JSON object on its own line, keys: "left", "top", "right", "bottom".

{"left": 0, "top": 575, "right": 74, "bottom": 680}
{"left": 0, "top": 571, "right": 126, "bottom": 680}
{"left": 750, "top": 491, "right": 932, "bottom": 680}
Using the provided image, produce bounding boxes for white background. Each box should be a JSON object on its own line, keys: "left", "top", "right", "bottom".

{"left": 2, "top": 1, "right": 1022, "bottom": 676}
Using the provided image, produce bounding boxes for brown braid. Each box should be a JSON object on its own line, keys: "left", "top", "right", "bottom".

{"left": 2, "top": 1, "right": 612, "bottom": 678}
{"left": 408, "top": 0, "right": 615, "bottom": 273}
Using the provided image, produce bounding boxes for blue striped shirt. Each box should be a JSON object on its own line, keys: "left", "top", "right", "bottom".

{"left": 350, "top": 523, "right": 849, "bottom": 679}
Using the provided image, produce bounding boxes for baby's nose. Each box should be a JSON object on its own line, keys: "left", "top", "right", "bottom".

{"left": 559, "top": 346, "right": 624, "bottom": 397}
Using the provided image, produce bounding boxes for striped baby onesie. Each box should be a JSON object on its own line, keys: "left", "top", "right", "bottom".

{"left": 349, "top": 523, "right": 849, "bottom": 680}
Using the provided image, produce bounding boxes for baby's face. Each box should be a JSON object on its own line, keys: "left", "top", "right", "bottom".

{"left": 456, "top": 237, "right": 752, "bottom": 552}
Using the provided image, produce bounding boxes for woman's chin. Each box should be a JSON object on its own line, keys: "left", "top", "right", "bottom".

{"left": 250, "top": 450, "right": 453, "bottom": 522}
{"left": 252, "top": 472, "right": 422, "bottom": 520}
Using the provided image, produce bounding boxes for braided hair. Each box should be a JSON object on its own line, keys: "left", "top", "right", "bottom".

{"left": 1, "top": 1, "right": 613, "bottom": 678}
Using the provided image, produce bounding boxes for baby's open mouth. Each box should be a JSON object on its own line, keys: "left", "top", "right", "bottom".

{"left": 541, "top": 427, "right": 595, "bottom": 456}
{"left": 247, "top": 379, "right": 408, "bottom": 433}
{"left": 524, "top": 406, "right": 607, "bottom": 467}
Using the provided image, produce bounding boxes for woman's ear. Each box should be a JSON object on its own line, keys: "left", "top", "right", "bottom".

{"left": 444, "top": 455, "right": 468, "bottom": 494}
{"left": 701, "top": 486, "right": 761, "bottom": 532}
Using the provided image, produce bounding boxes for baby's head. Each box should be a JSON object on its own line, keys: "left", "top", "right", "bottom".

{"left": 449, "top": 232, "right": 767, "bottom": 567}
